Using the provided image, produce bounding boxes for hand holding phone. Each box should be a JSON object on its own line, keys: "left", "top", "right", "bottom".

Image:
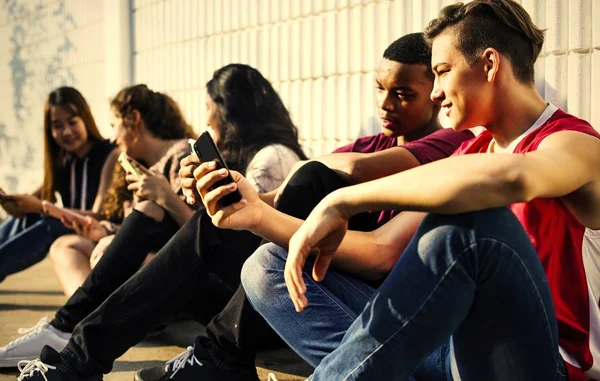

{"left": 192, "top": 131, "right": 242, "bottom": 207}
{"left": 42, "top": 201, "right": 89, "bottom": 226}
{"left": 118, "top": 152, "right": 142, "bottom": 177}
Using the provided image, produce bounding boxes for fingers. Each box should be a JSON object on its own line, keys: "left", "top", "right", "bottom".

{"left": 211, "top": 198, "right": 248, "bottom": 228}
{"left": 312, "top": 252, "right": 334, "bottom": 282}
{"left": 285, "top": 236, "right": 311, "bottom": 313}
{"left": 203, "top": 180, "right": 239, "bottom": 215}
{"left": 180, "top": 153, "right": 200, "bottom": 168}
{"left": 179, "top": 160, "right": 199, "bottom": 180}
{"left": 192, "top": 161, "right": 218, "bottom": 181}
{"left": 61, "top": 216, "right": 75, "bottom": 230}
{"left": 195, "top": 165, "right": 227, "bottom": 198}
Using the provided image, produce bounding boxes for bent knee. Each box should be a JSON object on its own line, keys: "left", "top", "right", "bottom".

{"left": 241, "top": 243, "right": 288, "bottom": 303}
{"left": 134, "top": 200, "right": 165, "bottom": 222}
{"left": 49, "top": 235, "right": 82, "bottom": 257}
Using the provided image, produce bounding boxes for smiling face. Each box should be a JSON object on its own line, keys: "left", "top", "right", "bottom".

{"left": 49, "top": 105, "right": 89, "bottom": 154}
{"left": 375, "top": 58, "right": 438, "bottom": 138}
{"left": 430, "top": 32, "right": 494, "bottom": 131}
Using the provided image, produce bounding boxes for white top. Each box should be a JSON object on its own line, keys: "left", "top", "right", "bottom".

{"left": 245, "top": 144, "right": 301, "bottom": 193}
{"left": 487, "top": 103, "right": 558, "bottom": 154}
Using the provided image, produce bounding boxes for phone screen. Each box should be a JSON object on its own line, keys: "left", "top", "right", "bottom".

{"left": 193, "top": 131, "right": 242, "bottom": 207}
{"left": 118, "top": 152, "right": 141, "bottom": 176}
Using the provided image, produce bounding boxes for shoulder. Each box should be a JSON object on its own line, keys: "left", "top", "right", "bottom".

{"left": 149, "top": 139, "right": 191, "bottom": 178}
{"left": 89, "top": 139, "right": 117, "bottom": 161}
{"left": 521, "top": 109, "right": 600, "bottom": 152}
{"left": 333, "top": 133, "right": 396, "bottom": 153}
{"left": 247, "top": 144, "right": 300, "bottom": 170}
{"left": 245, "top": 144, "right": 302, "bottom": 193}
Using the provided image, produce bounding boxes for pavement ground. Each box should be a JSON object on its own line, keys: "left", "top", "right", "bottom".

{"left": 0, "top": 257, "right": 311, "bottom": 381}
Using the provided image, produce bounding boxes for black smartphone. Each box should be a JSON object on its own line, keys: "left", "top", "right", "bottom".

{"left": 192, "top": 131, "right": 242, "bottom": 207}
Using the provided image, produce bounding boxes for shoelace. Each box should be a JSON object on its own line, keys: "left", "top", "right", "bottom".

{"left": 7, "top": 316, "right": 49, "bottom": 350}
{"left": 165, "top": 346, "right": 202, "bottom": 379}
{"left": 16, "top": 359, "right": 56, "bottom": 381}
{"left": 267, "top": 373, "right": 309, "bottom": 381}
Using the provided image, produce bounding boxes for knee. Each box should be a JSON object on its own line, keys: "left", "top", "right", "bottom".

{"left": 49, "top": 235, "right": 77, "bottom": 259}
{"left": 134, "top": 200, "right": 165, "bottom": 222}
{"left": 241, "top": 243, "right": 288, "bottom": 307}
{"left": 288, "top": 161, "right": 337, "bottom": 187}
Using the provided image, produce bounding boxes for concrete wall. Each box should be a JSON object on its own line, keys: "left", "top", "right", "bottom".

{"left": 1, "top": 0, "right": 599, "bottom": 211}
{"left": 0, "top": 0, "right": 107, "bottom": 198}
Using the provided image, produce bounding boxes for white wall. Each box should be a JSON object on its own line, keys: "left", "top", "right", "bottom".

{"left": 1, "top": 0, "right": 600, "bottom": 205}
{"left": 0, "top": 0, "right": 108, "bottom": 201}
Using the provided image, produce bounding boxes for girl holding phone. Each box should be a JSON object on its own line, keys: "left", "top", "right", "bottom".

{"left": 2, "top": 64, "right": 308, "bottom": 369}
{"left": 0, "top": 87, "right": 118, "bottom": 283}
{"left": 48, "top": 84, "right": 197, "bottom": 297}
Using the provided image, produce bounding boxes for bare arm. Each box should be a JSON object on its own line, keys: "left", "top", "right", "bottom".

{"left": 330, "top": 131, "right": 600, "bottom": 223}
{"left": 314, "top": 147, "right": 421, "bottom": 184}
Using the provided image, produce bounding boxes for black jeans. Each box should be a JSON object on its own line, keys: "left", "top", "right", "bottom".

{"left": 60, "top": 162, "right": 378, "bottom": 375}
{"left": 59, "top": 210, "right": 262, "bottom": 375}
{"left": 205, "top": 162, "right": 381, "bottom": 366}
{"left": 52, "top": 210, "right": 181, "bottom": 332}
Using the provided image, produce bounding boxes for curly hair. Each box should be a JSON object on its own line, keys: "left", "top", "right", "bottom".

{"left": 110, "top": 84, "right": 195, "bottom": 140}
{"left": 100, "top": 164, "right": 133, "bottom": 222}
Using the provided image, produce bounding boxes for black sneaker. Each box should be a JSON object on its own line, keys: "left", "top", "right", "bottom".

{"left": 134, "top": 341, "right": 258, "bottom": 381}
{"left": 15, "top": 346, "right": 101, "bottom": 381}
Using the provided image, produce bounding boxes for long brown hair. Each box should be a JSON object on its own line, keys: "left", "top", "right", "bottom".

{"left": 206, "top": 64, "right": 307, "bottom": 173}
{"left": 110, "top": 84, "right": 195, "bottom": 140}
{"left": 41, "top": 87, "right": 103, "bottom": 202}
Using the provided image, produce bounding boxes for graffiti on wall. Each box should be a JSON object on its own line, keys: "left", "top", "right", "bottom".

{"left": 0, "top": 0, "right": 76, "bottom": 195}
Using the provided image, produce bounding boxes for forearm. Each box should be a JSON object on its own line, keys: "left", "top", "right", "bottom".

{"left": 249, "top": 203, "right": 304, "bottom": 247}
{"left": 162, "top": 193, "right": 195, "bottom": 226}
{"left": 316, "top": 148, "right": 421, "bottom": 185}
{"left": 249, "top": 203, "right": 399, "bottom": 281}
{"left": 333, "top": 154, "right": 527, "bottom": 217}
{"left": 258, "top": 189, "right": 277, "bottom": 207}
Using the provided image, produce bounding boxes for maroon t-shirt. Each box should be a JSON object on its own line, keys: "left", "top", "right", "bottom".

{"left": 333, "top": 128, "right": 475, "bottom": 225}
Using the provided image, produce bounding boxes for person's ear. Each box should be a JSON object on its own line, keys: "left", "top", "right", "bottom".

{"left": 482, "top": 48, "right": 500, "bottom": 83}
{"left": 125, "top": 110, "right": 143, "bottom": 143}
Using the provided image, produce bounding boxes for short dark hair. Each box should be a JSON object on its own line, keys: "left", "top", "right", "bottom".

{"left": 383, "top": 32, "right": 433, "bottom": 79}
{"left": 424, "top": 0, "right": 545, "bottom": 84}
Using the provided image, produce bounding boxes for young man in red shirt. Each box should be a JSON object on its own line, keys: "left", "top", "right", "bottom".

{"left": 231, "top": 1, "right": 600, "bottom": 380}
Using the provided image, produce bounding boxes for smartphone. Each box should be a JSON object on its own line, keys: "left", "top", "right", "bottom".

{"left": 193, "top": 131, "right": 242, "bottom": 207}
{"left": 42, "top": 201, "right": 89, "bottom": 226}
{"left": 118, "top": 152, "right": 141, "bottom": 176}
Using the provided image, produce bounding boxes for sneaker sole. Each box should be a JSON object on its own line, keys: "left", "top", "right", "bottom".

{"left": 0, "top": 356, "right": 38, "bottom": 368}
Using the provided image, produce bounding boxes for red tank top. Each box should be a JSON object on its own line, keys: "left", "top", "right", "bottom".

{"left": 455, "top": 108, "right": 600, "bottom": 381}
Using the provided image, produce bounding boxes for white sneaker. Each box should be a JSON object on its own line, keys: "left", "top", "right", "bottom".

{"left": 0, "top": 316, "right": 71, "bottom": 368}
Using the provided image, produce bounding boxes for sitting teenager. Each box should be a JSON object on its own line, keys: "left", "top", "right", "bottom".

{"left": 243, "top": 2, "right": 600, "bottom": 380}
{"left": 0, "top": 87, "right": 118, "bottom": 284}
{"left": 45, "top": 83, "right": 200, "bottom": 297}
{"left": 0, "top": 83, "right": 196, "bottom": 366}
{"left": 131, "top": 33, "right": 474, "bottom": 381}
{"left": 2, "top": 64, "right": 307, "bottom": 372}
{"left": 5, "top": 37, "right": 466, "bottom": 379}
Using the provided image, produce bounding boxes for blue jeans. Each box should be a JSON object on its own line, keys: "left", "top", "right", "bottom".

{"left": 242, "top": 208, "right": 567, "bottom": 381}
{"left": 0, "top": 214, "right": 73, "bottom": 282}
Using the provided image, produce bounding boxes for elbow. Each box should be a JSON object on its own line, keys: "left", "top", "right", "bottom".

{"left": 496, "top": 159, "right": 535, "bottom": 203}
